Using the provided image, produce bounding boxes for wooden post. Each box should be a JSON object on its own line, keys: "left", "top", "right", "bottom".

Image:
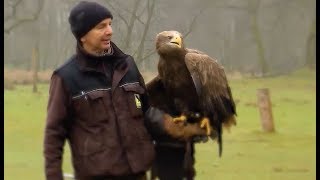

{"left": 257, "top": 88, "right": 275, "bottom": 132}
{"left": 31, "top": 46, "right": 38, "bottom": 93}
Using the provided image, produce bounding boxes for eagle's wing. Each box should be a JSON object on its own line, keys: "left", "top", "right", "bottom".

{"left": 185, "top": 48, "right": 236, "bottom": 120}
{"left": 185, "top": 48, "right": 237, "bottom": 156}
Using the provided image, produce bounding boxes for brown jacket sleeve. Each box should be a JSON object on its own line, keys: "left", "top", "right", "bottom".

{"left": 137, "top": 73, "right": 168, "bottom": 137}
{"left": 44, "top": 73, "right": 71, "bottom": 180}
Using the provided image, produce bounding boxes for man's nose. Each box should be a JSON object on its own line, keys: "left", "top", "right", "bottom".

{"left": 104, "top": 26, "right": 112, "bottom": 36}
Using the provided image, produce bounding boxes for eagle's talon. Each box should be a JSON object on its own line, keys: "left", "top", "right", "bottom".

{"left": 200, "top": 117, "right": 211, "bottom": 135}
{"left": 172, "top": 114, "right": 187, "bottom": 123}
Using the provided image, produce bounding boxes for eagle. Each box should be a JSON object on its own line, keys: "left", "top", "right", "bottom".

{"left": 146, "top": 30, "right": 237, "bottom": 157}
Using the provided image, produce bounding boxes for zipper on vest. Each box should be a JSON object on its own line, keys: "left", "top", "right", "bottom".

{"left": 102, "top": 61, "right": 123, "bottom": 148}
{"left": 105, "top": 67, "right": 133, "bottom": 171}
{"left": 110, "top": 93, "right": 133, "bottom": 172}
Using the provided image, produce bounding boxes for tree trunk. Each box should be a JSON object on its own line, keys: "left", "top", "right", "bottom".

{"left": 251, "top": 0, "right": 267, "bottom": 76}
{"left": 31, "top": 46, "right": 39, "bottom": 93}
{"left": 123, "top": 0, "right": 142, "bottom": 52}
{"left": 305, "top": 18, "right": 316, "bottom": 69}
{"left": 136, "top": 0, "right": 155, "bottom": 67}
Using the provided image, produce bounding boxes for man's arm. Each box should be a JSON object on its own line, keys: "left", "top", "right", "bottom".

{"left": 43, "top": 74, "right": 71, "bottom": 180}
{"left": 138, "top": 74, "right": 207, "bottom": 141}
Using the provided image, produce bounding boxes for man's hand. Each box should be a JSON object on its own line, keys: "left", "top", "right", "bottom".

{"left": 163, "top": 114, "right": 207, "bottom": 141}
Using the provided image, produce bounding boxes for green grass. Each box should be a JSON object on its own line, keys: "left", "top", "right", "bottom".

{"left": 4, "top": 84, "right": 73, "bottom": 179}
{"left": 4, "top": 68, "right": 316, "bottom": 180}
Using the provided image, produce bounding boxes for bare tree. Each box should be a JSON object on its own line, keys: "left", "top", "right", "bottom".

{"left": 135, "top": 0, "right": 156, "bottom": 64}
{"left": 104, "top": 0, "right": 143, "bottom": 52}
{"left": 222, "top": 0, "right": 268, "bottom": 76}
{"left": 5, "top": 0, "right": 314, "bottom": 74}
{"left": 4, "top": 0, "right": 44, "bottom": 34}
{"left": 103, "top": 0, "right": 204, "bottom": 70}
{"left": 249, "top": 0, "right": 268, "bottom": 76}
{"left": 104, "top": 0, "right": 157, "bottom": 66}
{"left": 4, "top": 0, "right": 45, "bottom": 90}
{"left": 139, "top": 7, "right": 206, "bottom": 64}
{"left": 305, "top": 17, "right": 316, "bottom": 69}
{"left": 31, "top": 43, "right": 39, "bottom": 93}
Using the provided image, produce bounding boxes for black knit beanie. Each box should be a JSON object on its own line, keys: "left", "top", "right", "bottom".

{"left": 68, "top": 1, "right": 113, "bottom": 40}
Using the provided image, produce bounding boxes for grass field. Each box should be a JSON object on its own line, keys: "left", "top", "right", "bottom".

{"left": 4, "top": 68, "right": 316, "bottom": 180}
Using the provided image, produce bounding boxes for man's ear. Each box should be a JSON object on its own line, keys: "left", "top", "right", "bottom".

{"left": 80, "top": 36, "right": 86, "bottom": 43}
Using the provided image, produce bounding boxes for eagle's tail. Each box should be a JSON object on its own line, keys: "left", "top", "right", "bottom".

{"left": 217, "top": 121, "right": 223, "bottom": 157}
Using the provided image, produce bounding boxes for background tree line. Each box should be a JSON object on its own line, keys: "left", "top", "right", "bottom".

{"left": 4, "top": 0, "right": 316, "bottom": 77}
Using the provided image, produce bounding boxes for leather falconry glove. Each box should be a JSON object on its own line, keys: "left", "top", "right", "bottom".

{"left": 163, "top": 113, "right": 207, "bottom": 141}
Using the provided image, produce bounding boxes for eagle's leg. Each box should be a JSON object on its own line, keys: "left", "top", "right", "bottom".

{"left": 172, "top": 114, "right": 187, "bottom": 123}
{"left": 200, "top": 117, "right": 212, "bottom": 135}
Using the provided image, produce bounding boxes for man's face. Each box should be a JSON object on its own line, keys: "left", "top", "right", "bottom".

{"left": 80, "top": 18, "right": 113, "bottom": 52}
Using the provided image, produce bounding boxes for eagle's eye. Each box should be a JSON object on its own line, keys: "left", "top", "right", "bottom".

{"left": 167, "top": 35, "right": 173, "bottom": 39}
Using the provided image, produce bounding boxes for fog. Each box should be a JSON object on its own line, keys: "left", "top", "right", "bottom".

{"left": 4, "top": 0, "right": 316, "bottom": 76}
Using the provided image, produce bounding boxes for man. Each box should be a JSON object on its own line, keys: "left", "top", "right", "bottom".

{"left": 43, "top": 1, "right": 207, "bottom": 180}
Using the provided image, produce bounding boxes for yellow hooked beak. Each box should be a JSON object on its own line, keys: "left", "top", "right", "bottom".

{"left": 170, "top": 35, "right": 182, "bottom": 48}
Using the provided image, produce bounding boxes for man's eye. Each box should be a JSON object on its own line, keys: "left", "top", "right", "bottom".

{"left": 97, "top": 25, "right": 104, "bottom": 29}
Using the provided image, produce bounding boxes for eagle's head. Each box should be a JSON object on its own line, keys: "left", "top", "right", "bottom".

{"left": 155, "top": 30, "right": 185, "bottom": 56}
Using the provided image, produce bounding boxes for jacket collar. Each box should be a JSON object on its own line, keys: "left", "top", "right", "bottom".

{"left": 75, "top": 41, "right": 130, "bottom": 91}
{"left": 75, "top": 41, "right": 127, "bottom": 73}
